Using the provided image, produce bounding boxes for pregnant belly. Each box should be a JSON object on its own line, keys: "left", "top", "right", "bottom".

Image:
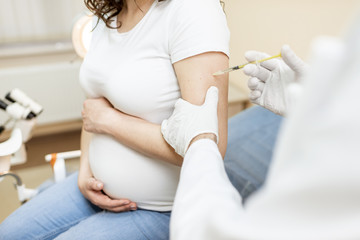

{"left": 89, "top": 134, "right": 180, "bottom": 211}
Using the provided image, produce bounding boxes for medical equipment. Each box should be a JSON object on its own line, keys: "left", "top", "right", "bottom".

{"left": 0, "top": 128, "right": 39, "bottom": 203}
{"left": 45, "top": 150, "right": 81, "bottom": 183}
{"left": 0, "top": 89, "right": 44, "bottom": 203}
{"left": 213, "top": 53, "right": 282, "bottom": 76}
{"left": 0, "top": 118, "right": 12, "bottom": 134}
{"left": 6, "top": 88, "right": 43, "bottom": 116}
{"left": 0, "top": 126, "right": 39, "bottom": 203}
{"left": 0, "top": 99, "right": 35, "bottom": 120}
{"left": 1, "top": 88, "right": 82, "bottom": 205}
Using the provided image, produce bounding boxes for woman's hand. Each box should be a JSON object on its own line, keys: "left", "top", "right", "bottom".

{"left": 82, "top": 97, "right": 116, "bottom": 134}
{"left": 78, "top": 175, "right": 137, "bottom": 212}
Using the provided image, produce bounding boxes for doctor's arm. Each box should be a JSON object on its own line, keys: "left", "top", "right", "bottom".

{"left": 161, "top": 87, "right": 247, "bottom": 239}
{"left": 171, "top": 139, "right": 247, "bottom": 240}
{"left": 81, "top": 51, "right": 229, "bottom": 166}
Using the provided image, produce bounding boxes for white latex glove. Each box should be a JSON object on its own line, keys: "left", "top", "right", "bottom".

{"left": 243, "top": 45, "right": 307, "bottom": 116}
{"left": 161, "top": 86, "right": 219, "bottom": 157}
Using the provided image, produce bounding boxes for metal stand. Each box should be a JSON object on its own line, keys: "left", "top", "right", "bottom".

{"left": 0, "top": 171, "right": 38, "bottom": 204}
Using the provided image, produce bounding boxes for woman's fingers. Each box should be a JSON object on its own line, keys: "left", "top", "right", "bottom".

{"left": 109, "top": 202, "right": 138, "bottom": 212}
{"left": 87, "top": 177, "right": 103, "bottom": 191}
{"left": 95, "top": 194, "right": 137, "bottom": 212}
{"left": 85, "top": 178, "right": 137, "bottom": 212}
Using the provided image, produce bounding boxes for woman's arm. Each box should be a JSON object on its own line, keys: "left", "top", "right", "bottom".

{"left": 82, "top": 101, "right": 183, "bottom": 165}
{"left": 173, "top": 52, "right": 229, "bottom": 157}
{"left": 82, "top": 52, "right": 229, "bottom": 165}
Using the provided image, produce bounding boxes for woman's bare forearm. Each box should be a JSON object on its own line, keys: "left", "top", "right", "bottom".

{"left": 99, "top": 111, "right": 183, "bottom": 166}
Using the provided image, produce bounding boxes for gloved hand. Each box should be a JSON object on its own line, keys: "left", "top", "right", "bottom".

{"left": 161, "top": 86, "right": 219, "bottom": 157}
{"left": 243, "top": 45, "right": 307, "bottom": 116}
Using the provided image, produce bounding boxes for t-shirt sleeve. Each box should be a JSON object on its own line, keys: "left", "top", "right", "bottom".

{"left": 168, "top": 0, "right": 230, "bottom": 64}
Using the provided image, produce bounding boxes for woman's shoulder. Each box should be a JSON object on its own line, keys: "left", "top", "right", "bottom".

{"left": 165, "top": 0, "right": 229, "bottom": 63}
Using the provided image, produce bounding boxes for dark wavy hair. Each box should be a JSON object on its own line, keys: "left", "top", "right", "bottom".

{"left": 84, "top": 0, "right": 166, "bottom": 29}
{"left": 84, "top": 0, "right": 225, "bottom": 29}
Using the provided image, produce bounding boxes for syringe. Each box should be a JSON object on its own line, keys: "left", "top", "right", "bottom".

{"left": 213, "top": 53, "right": 281, "bottom": 76}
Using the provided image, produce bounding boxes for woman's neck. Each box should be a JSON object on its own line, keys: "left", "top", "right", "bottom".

{"left": 124, "top": 0, "right": 154, "bottom": 14}
{"left": 116, "top": 0, "right": 155, "bottom": 33}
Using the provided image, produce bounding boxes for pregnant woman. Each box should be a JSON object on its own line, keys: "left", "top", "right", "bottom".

{"left": 0, "top": 0, "right": 229, "bottom": 239}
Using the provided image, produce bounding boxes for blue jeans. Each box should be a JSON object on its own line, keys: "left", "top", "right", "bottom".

{"left": 0, "top": 173, "right": 171, "bottom": 240}
{"left": 224, "top": 106, "right": 282, "bottom": 201}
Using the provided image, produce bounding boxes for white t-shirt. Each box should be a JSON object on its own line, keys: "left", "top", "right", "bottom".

{"left": 79, "top": 0, "right": 230, "bottom": 211}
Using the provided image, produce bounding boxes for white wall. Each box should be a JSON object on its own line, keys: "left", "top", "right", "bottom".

{"left": 0, "top": 61, "right": 85, "bottom": 126}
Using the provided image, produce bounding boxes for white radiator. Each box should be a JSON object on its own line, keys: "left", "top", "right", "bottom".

{"left": 0, "top": 61, "right": 85, "bottom": 126}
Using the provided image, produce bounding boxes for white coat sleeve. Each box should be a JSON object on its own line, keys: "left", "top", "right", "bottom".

{"left": 170, "top": 139, "right": 247, "bottom": 240}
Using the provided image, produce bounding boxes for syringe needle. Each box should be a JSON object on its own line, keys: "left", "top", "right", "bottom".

{"left": 213, "top": 53, "right": 281, "bottom": 76}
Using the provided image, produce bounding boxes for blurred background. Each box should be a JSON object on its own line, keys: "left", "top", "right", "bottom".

{"left": 0, "top": 0, "right": 359, "bottom": 222}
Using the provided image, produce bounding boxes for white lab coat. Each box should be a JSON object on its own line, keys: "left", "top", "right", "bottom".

{"left": 170, "top": 16, "right": 360, "bottom": 240}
